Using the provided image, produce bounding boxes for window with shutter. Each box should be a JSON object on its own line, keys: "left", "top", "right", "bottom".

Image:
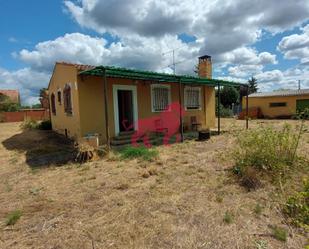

{"left": 51, "top": 93, "right": 56, "bottom": 115}
{"left": 63, "top": 84, "right": 72, "bottom": 115}
{"left": 184, "top": 87, "right": 201, "bottom": 110}
{"left": 151, "top": 85, "right": 171, "bottom": 112}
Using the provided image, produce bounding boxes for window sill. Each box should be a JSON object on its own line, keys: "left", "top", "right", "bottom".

{"left": 152, "top": 109, "right": 171, "bottom": 113}
{"left": 185, "top": 107, "right": 202, "bottom": 111}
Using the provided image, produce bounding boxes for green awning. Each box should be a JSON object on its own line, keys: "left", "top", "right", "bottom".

{"left": 79, "top": 65, "right": 247, "bottom": 87}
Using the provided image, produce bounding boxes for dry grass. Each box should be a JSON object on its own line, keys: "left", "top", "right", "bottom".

{"left": 0, "top": 119, "right": 308, "bottom": 249}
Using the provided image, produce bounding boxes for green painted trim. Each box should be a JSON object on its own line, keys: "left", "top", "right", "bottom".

{"left": 79, "top": 65, "right": 246, "bottom": 87}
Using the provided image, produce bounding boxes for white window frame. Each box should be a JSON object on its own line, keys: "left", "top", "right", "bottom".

{"left": 184, "top": 86, "right": 202, "bottom": 111}
{"left": 151, "top": 84, "right": 171, "bottom": 112}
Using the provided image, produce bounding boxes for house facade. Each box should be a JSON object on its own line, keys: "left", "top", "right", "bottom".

{"left": 243, "top": 89, "right": 309, "bottom": 118}
{"left": 48, "top": 56, "right": 239, "bottom": 146}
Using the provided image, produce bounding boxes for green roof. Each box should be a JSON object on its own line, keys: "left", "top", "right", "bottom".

{"left": 79, "top": 65, "right": 247, "bottom": 87}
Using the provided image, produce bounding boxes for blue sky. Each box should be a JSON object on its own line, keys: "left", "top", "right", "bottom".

{"left": 0, "top": 0, "right": 308, "bottom": 104}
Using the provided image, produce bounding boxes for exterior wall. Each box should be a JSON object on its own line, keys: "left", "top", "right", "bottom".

{"left": 77, "top": 75, "right": 216, "bottom": 144}
{"left": 242, "top": 94, "right": 309, "bottom": 118}
{"left": 0, "top": 109, "right": 49, "bottom": 123}
{"left": 48, "top": 64, "right": 82, "bottom": 139}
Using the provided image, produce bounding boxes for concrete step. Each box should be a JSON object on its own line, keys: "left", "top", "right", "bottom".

{"left": 111, "top": 134, "right": 161, "bottom": 146}
{"left": 111, "top": 137, "right": 164, "bottom": 150}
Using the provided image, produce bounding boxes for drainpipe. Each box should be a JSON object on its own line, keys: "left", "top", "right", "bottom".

{"left": 103, "top": 68, "right": 110, "bottom": 150}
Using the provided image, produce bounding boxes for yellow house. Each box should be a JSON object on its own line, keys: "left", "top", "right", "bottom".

{"left": 48, "top": 55, "right": 241, "bottom": 147}
{"left": 243, "top": 90, "right": 309, "bottom": 118}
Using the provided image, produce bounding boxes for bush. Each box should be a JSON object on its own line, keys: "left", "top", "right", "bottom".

{"left": 119, "top": 146, "right": 158, "bottom": 161}
{"left": 216, "top": 103, "right": 234, "bottom": 118}
{"left": 232, "top": 124, "right": 301, "bottom": 181}
{"left": 284, "top": 179, "right": 309, "bottom": 229}
{"left": 38, "top": 120, "right": 52, "bottom": 130}
{"left": 20, "top": 118, "right": 39, "bottom": 130}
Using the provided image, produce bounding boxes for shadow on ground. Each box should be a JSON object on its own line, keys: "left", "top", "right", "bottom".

{"left": 2, "top": 129, "right": 77, "bottom": 168}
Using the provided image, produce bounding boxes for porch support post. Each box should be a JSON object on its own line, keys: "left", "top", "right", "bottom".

{"left": 178, "top": 78, "right": 184, "bottom": 142}
{"left": 246, "top": 85, "right": 249, "bottom": 129}
{"left": 217, "top": 82, "right": 221, "bottom": 135}
{"left": 103, "top": 68, "right": 110, "bottom": 150}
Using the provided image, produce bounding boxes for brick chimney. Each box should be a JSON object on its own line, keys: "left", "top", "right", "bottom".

{"left": 198, "top": 55, "right": 212, "bottom": 79}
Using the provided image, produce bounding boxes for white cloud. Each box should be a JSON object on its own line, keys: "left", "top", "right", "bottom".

{"left": 65, "top": 0, "right": 309, "bottom": 58}
{"left": 18, "top": 32, "right": 201, "bottom": 74}
{"left": 255, "top": 67, "right": 309, "bottom": 91}
{"left": 278, "top": 24, "right": 309, "bottom": 63}
{"left": 3, "top": 1, "right": 309, "bottom": 104}
{"left": 0, "top": 68, "right": 50, "bottom": 105}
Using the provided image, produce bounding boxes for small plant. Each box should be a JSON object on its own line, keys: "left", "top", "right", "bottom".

{"left": 5, "top": 210, "right": 22, "bottom": 226}
{"left": 255, "top": 240, "right": 268, "bottom": 249}
{"left": 223, "top": 211, "right": 233, "bottom": 224}
{"left": 119, "top": 146, "right": 158, "bottom": 161}
{"left": 271, "top": 226, "right": 287, "bottom": 242}
{"left": 20, "top": 118, "right": 39, "bottom": 130}
{"left": 254, "top": 203, "right": 263, "bottom": 216}
{"left": 284, "top": 178, "right": 309, "bottom": 229}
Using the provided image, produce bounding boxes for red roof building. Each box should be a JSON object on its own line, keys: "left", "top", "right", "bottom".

{"left": 0, "top": 90, "right": 20, "bottom": 104}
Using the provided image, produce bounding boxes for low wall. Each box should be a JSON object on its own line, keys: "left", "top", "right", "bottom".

{"left": 0, "top": 109, "right": 50, "bottom": 123}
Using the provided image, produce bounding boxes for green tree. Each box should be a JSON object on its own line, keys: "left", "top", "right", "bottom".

{"left": 39, "top": 88, "right": 49, "bottom": 109}
{"left": 219, "top": 86, "right": 240, "bottom": 108}
{"left": 0, "top": 93, "right": 20, "bottom": 112}
{"left": 248, "top": 77, "right": 258, "bottom": 94}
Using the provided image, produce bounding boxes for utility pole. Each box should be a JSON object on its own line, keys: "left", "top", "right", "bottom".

{"left": 298, "top": 80, "right": 301, "bottom": 90}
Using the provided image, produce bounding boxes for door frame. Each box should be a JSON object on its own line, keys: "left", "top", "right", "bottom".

{"left": 113, "top": 84, "right": 138, "bottom": 135}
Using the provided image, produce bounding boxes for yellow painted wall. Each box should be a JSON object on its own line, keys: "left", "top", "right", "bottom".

{"left": 78, "top": 76, "right": 216, "bottom": 144}
{"left": 49, "top": 64, "right": 216, "bottom": 145}
{"left": 48, "top": 63, "right": 82, "bottom": 139}
{"left": 242, "top": 95, "right": 309, "bottom": 118}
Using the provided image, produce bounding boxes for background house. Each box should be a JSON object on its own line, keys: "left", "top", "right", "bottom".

{"left": 0, "top": 90, "right": 20, "bottom": 104}
{"left": 242, "top": 89, "right": 309, "bottom": 118}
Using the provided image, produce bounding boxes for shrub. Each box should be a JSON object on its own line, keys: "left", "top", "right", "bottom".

{"left": 216, "top": 103, "right": 234, "bottom": 118}
{"left": 20, "top": 118, "right": 39, "bottom": 130}
{"left": 232, "top": 124, "right": 301, "bottom": 181}
{"left": 119, "top": 146, "right": 158, "bottom": 161}
{"left": 284, "top": 179, "right": 309, "bottom": 229}
{"left": 5, "top": 210, "right": 22, "bottom": 226}
{"left": 38, "top": 120, "right": 52, "bottom": 130}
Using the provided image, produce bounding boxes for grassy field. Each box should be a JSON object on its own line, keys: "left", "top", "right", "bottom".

{"left": 0, "top": 119, "right": 308, "bottom": 249}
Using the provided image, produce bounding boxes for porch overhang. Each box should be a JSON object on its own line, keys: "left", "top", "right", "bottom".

{"left": 79, "top": 65, "right": 247, "bottom": 87}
